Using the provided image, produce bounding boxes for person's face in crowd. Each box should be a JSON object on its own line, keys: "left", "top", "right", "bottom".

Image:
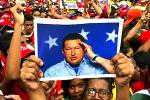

{"left": 33, "top": 11, "right": 40, "bottom": 18}
{"left": 41, "top": 12, "right": 47, "bottom": 18}
{"left": 24, "top": 20, "right": 33, "bottom": 35}
{"left": 29, "top": 4, "right": 34, "bottom": 11}
{"left": 84, "top": 79, "right": 112, "bottom": 100}
{"left": 68, "top": 78, "right": 86, "bottom": 99}
{"left": 63, "top": 39, "right": 85, "bottom": 66}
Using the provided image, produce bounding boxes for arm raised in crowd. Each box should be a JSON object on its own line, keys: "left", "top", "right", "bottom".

{"left": 0, "top": 3, "right": 24, "bottom": 91}
{"left": 47, "top": 0, "right": 69, "bottom": 19}
{"left": 136, "top": 38, "right": 150, "bottom": 53}
{"left": 89, "top": 0, "right": 102, "bottom": 15}
{"left": 111, "top": 53, "right": 135, "bottom": 100}
{"left": 123, "top": 11, "right": 150, "bottom": 46}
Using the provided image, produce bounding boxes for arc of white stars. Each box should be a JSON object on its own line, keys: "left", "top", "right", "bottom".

{"left": 45, "top": 35, "right": 58, "bottom": 49}
{"left": 106, "top": 29, "right": 118, "bottom": 43}
{"left": 79, "top": 28, "right": 89, "bottom": 40}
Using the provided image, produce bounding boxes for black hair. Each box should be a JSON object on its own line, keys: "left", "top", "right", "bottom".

{"left": 62, "top": 33, "right": 85, "bottom": 48}
{"left": 84, "top": 78, "right": 114, "bottom": 94}
{"left": 133, "top": 50, "right": 150, "bottom": 70}
{"left": 0, "top": 31, "right": 13, "bottom": 57}
{"left": 32, "top": 7, "right": 40, "bottom": 15}
{"left": 24, "top": 13, "right": 34, "bottom": 22}
{"left": 0, "top": 26, "right": 14, "bottom": 35}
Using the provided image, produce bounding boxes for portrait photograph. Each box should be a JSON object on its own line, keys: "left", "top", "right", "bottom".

{"left": 34, "top": 18, "right": 123, "bottom": 80}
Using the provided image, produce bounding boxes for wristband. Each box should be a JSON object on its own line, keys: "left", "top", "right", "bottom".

{"left": 92, "top": 55, "right": 98, "bottom": 61}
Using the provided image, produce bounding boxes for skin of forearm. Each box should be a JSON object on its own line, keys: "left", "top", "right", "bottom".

{"left": 91, "top": 2, "right": 102, "bottom": 15}
{"left": 28, "top": 87, "right": 46, "bottom": 100}
{"left": 126, "top": 21, "right": 144, "bottom": 40}
{"left": 94, "top": 56, "right": 114, "bottom": 73}
{"left": 6, "top": 23, "right": 23, "bottom": 80}
{"left": 116, "top": 84, "right": 130, "bottom": 100}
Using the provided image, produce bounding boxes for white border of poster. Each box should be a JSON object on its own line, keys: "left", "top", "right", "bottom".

{"left": 34, "top": 18, "right": 124, "bottom": 80}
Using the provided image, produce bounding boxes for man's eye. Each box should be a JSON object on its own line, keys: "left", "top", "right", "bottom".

{"left": 99, "top": 89, "right": 110, "bottom": 95}
{"left": 89, "top": 90, "right": 95, "bottom": 95}
{"left": 75, "top": 47, "right": 81, "bottom": 49}
{"left": 99, "top": 91, "right": 107, "bottom": 95}
{"left": 65, "top": 48, "right": 71, "bottom": 50}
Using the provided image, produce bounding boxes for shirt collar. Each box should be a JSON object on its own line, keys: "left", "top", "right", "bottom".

{"left": 24, "top": 32, "right": 34, "bottom": 38}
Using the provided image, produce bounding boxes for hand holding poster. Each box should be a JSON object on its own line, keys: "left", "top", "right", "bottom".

{"left": 34, "top": 18, "right": 123, "bottom": 80}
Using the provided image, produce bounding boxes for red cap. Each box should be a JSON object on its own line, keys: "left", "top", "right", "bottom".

{"left": 137, "top": 30, "right": 150, "bottom": 44}
{"left": 124, "top": 9, "right": 142, "bottom": 26}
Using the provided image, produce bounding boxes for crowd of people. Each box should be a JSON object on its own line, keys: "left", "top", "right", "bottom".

{"left": 0, "top": 0, "right": 150, "bottom": 100}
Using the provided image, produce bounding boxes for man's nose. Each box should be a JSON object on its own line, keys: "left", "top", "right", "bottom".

{"left": 74, "top": 87, "right": 79, "bottom": 93}
{"left": 93, "top": 92, "right": 100, "bottom": 100}
{"left": 71, "top": 49, "right": 76, "bottom": 56}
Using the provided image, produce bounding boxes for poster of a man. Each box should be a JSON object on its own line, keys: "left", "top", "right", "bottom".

{"left": 34, "top": 18, "right": 123, "bottom": 79}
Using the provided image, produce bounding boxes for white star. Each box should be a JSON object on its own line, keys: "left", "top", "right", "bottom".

{"left": 106, "top": 30, "right": 118, "bottom": 43}
{"left": 45, "top": 35, "right": 58, "bottom": 49}
{"left": 79, "top": 28, "right": 89, "bottom": 40}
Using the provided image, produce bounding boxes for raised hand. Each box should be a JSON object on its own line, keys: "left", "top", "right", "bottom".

{"left": 20, "top": 55, "right": 44, "bottom": 91}
{"left": 79, "top": 42, "right": 96, "bottom": 59}
{"left": 111, "top": 53, "right": 135, "bottom": 86}
{"left": 10, "top": 3, "right": 24, "bottom": 25}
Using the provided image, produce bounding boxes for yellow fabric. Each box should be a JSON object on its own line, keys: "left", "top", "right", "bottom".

{"left": 112, "top": 84, "right": 116, "bottom": 100}
{"left": 112, "top": 83, "right": 133, "bottom": 100}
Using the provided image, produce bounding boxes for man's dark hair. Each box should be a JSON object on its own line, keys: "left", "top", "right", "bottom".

{"left": 0, "top": 26, "right": 14, "bottom": 35}
{"left": 0, "top": 31, "right": 13, "bottom": 57}
{"left": 24, "top": 13, "right": 34, "bottom": 22}
{"left": 32, "top": 7, "right": 40, "bottom": 15}
{"left": 84, "top": 78, "right": 114, "bottom": 95}
{"left": 62, "top": 33, "right": 85, "bottom": 48}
